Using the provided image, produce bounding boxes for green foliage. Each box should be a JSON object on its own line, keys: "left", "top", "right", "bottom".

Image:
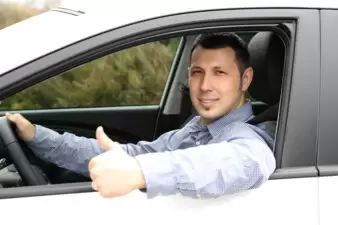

{"left": 0, "top": 38, "right": 181, "bottom": 110}
{"left": 0, "top": 3, "right": 41, "bottom": 28}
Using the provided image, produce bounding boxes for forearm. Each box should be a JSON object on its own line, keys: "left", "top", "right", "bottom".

{"left": 27, "top": 125, "right": 105, "bottom": 177}
{"left": 121, "top": 130, "right": 178, "bottom": 157}
{"left": 135, "top": 138, "right": 276, "bottom": 198}
{"left": 121, "top": 141, "right": 157, "bottom": 157}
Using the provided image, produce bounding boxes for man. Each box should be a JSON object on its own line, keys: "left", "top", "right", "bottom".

{"left": 6, "top": 32, "right": 276, "bottom": 199}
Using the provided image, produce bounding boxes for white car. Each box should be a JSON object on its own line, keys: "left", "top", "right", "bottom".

{"left": 0, "top": 1, "right": 337, "bottom": 224}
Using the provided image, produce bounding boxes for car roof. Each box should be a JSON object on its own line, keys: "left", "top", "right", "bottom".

{"left": 0, "top": 0, "right": 336, "bottom": 75}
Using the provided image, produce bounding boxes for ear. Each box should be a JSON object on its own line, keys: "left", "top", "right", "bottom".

{"left": 241, "top": 67, "right": 254, "bottom": 92}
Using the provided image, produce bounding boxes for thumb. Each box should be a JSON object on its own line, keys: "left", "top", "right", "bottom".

{"left": 96, "top": 126, "right": 115, "bottom": 151}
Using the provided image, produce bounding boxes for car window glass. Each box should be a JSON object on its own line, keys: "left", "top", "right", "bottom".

{"left": 0, "top": 37, "right": 181, "bottom": 110}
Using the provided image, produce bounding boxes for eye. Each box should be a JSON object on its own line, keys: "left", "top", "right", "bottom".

{"left": 216, "top": 70, "right": 226, "bottom": 75}
{"left": 191, "top": 70, "right": 202, "bottom": 76}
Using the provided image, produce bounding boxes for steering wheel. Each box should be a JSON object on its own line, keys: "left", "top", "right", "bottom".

{"left": 0, "top": 117, "right": 49, "bottom": 186}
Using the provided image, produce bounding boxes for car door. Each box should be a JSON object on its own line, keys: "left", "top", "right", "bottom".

{"left": 0, "top": 7, "right": 320, "bottom": 225}
{"left": 317, "top": 8, "right": 338, "bottom": 225}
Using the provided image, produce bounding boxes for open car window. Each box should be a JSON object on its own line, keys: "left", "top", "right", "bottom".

{"left": 0, "top": 38, "right": 181, "bottom": 110}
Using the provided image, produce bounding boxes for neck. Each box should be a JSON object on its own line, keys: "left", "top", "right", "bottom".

{"left": 236, "top": 95, "right": 246, "bottom": 109}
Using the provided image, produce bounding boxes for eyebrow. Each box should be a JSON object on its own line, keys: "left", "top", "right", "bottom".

{"left": 190, "top": 66, "right": 203, "bottom": 70}
{"left": 190, "top": 66, "right": 225, "bottom": 70}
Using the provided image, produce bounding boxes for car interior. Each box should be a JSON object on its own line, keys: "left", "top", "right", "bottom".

{"left": 0, "top": 29, "right": 287, "bottom": 189}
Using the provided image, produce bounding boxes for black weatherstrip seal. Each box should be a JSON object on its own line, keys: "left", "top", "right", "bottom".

{"left": 0, "top": 182, "right": 93, "bottom": 199}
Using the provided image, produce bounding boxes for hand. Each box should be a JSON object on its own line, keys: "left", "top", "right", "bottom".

{"left": 89, "top": 126, "right": 145, "bottom": 198}
{"left": 5, "top": 112, "right": 35, "bottom": 142}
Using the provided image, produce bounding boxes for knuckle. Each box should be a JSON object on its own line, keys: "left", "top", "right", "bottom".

{"left": 90, "top": 169, "right": 99, "bottom": 178}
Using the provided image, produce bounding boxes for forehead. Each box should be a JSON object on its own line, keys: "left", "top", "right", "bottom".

{"left": 190, "top": 46, "right": 237, "bottom": 64}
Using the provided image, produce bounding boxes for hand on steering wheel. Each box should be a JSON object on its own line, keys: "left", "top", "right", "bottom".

{"left": 0, "top": 116, "right": 48, "bottom": 186}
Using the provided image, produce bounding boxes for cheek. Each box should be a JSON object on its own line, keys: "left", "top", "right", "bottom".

{"left": 189, "top": 78, "right": 199, "bottom": 94}
{"left": 215, "top": 76, "right": 240, "bottom": 95}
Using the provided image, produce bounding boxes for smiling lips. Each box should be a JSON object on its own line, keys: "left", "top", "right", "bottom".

{"left": 199, "top": 98, "right": 219, "bottom": 107}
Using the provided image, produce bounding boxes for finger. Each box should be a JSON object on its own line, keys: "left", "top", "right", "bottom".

{"left": 5, "top": 112, "right": 11, "bottom": 117}
{"left": 96, "top": 126, "right": 115, "bottom": 151}
{"left": 6, "top": 113, "right": 25, "bottom": 127}
{"left": 90, "top": 172, "right": 97, "bottom": 181}
{"left": 91, "top": 181, "right": 99, "bottom": 191}
{"left": 5, "top": 112, "right": 17, "bottom": 122}
{"left": 92, "top": 178, "right": 105, "bottom": 194}
{"left": 88, "top": 158, "right": 97, "bottom": 171}
{"left": 89, "top": 165, "right": 100, "bottom": 181}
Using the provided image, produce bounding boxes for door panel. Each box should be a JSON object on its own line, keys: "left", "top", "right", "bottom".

{"left": 0, "top": 106, "right": 160, "bottom": 144}
{"left": 318, "top": 175, "right": 338, "bottom": 225}
{"left": 0, "top": 177, "right": 319, "bottom": 225}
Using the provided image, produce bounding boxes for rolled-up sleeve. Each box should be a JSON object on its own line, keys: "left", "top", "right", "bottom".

{"left": 27, "top": 125, "right": 104, "bottom": 176}
{"left": 135, "top": 135, "right": 276, "bottom": 199}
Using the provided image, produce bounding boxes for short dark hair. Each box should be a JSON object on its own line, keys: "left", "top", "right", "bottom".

{"left": 190, "top": 32, "right": 250, "bottom": 74}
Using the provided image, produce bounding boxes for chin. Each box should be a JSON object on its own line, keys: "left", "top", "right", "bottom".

{"left": 200, "top": 107, "right": 229, "bottom": 119}
{"left": 198, "top": 111, "right": 219, "bottom": 122}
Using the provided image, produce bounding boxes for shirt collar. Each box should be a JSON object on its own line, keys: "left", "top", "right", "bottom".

{"left": 205, "top": 101, "right": 254, "bottom": 138}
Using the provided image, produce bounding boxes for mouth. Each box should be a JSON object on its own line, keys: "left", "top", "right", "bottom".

{"left": 198, "top": 98, "right": 219, "bottom": 108}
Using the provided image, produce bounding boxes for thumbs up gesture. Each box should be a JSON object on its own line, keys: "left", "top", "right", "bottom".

{"left": 88, "top": 126, "right": 145, "bottom": 198}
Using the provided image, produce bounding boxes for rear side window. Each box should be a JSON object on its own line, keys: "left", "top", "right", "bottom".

{"left": 0, "top": 38, "right": 182, "bottom": 110}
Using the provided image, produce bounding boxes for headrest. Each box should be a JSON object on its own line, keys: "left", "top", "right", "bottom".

{"left": 247, "top": 32, "right": 285, "bottom": 105}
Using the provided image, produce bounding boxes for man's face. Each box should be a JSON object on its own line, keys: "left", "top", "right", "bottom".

{"left": 189, "top": 46, "right": 252, "bottom": 125}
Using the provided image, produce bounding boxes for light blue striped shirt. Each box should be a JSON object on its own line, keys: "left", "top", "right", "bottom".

{"left": 27, "top": 102, "right": 276, "bottom": 198}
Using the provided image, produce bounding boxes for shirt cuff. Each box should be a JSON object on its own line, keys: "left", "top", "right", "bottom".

{"left": 135, "top": 152, "right": 177, "bottom": 198}
{"left": 26, "top": 124, "right": 41, "bottom": 146}
{"left": 120, "top": 144, "right": 128, "bottom": 153}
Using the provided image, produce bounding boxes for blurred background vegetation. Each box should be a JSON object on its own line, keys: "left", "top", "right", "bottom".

{"left": 0, "top": 0, "right": 181, "bottom": 110}
{"left": 0, "top": 1, "right": 41, "bottom": 28}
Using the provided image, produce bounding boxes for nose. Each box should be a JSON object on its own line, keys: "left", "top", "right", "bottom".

{"left": 200, "top": 73, "right": 212, "bottom": 92}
